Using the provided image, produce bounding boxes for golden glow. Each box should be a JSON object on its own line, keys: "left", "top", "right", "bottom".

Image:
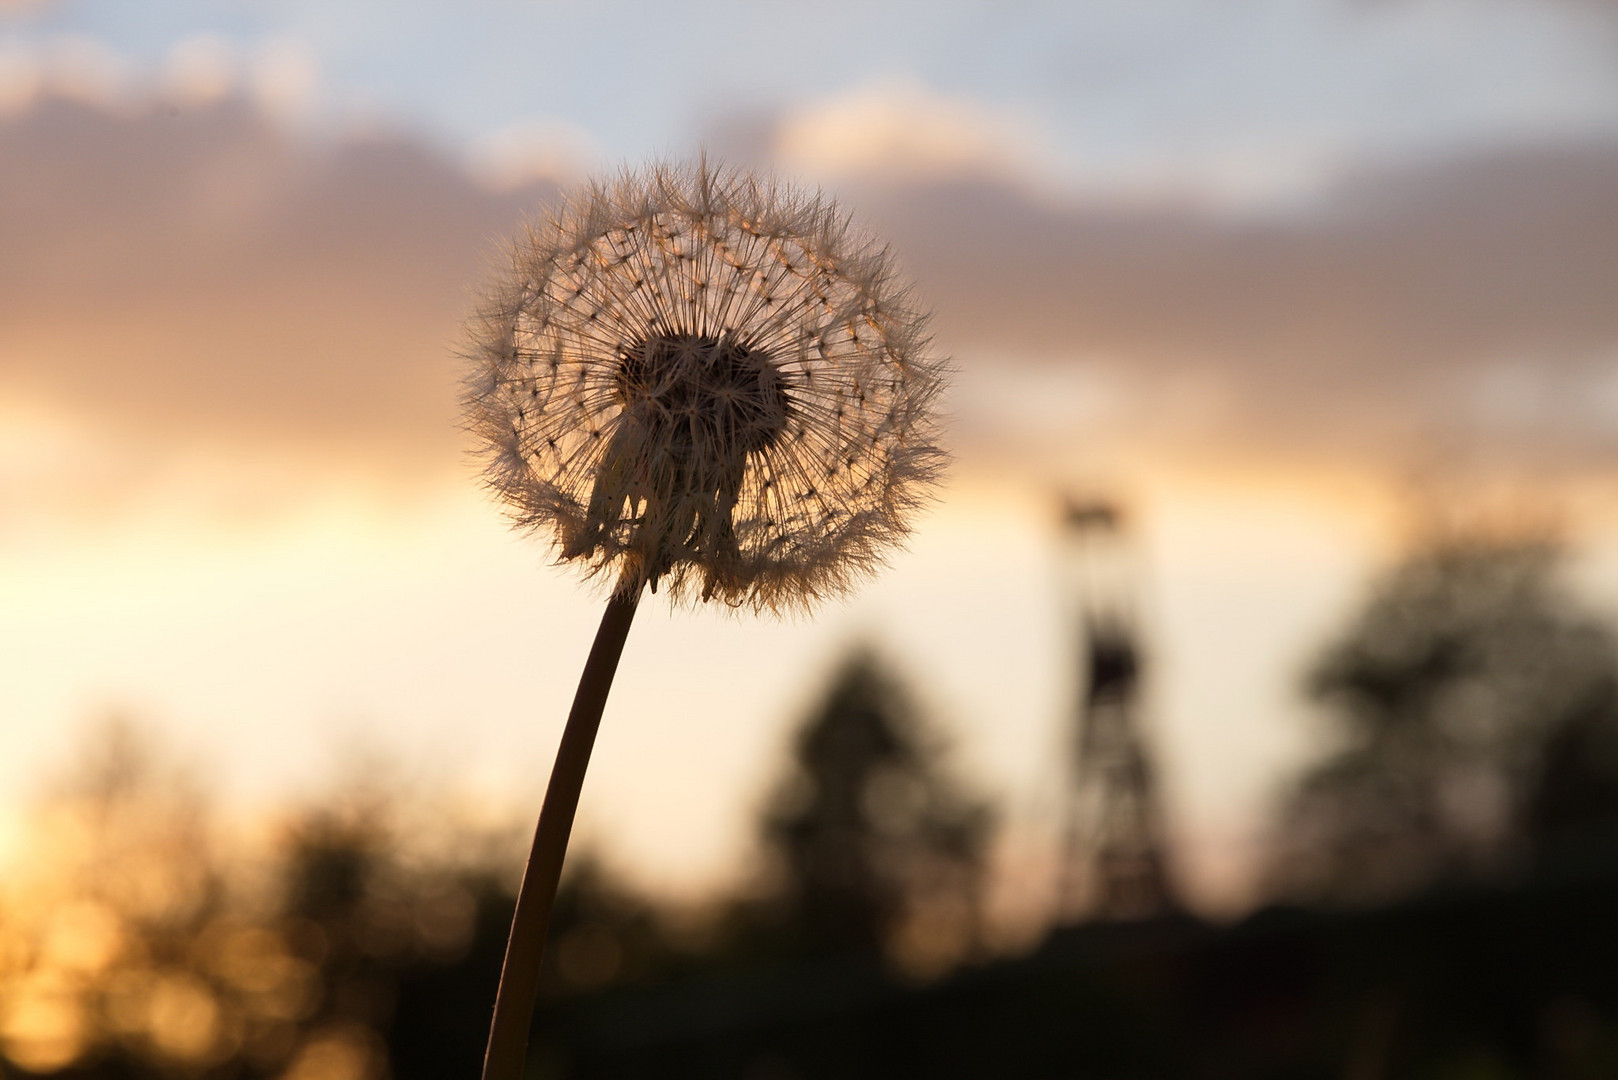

{"left": 280, "top": 1025, "right": 386, "bottom": 1080}
{"left": 146, "top": 973, "right": 228, "bottom": 1064}
{"left": 0, "top": 976, "right": 89, "bottom": 1073}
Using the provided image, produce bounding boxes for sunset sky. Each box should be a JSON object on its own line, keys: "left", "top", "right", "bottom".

{"left": 6, "top": 0, "right": 1618, "bottom": 921}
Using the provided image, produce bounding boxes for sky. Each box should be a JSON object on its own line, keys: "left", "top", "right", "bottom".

{"left": 5, "top": 0, "right": 1618, "bottom": 923}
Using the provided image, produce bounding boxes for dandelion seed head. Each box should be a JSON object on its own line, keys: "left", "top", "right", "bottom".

{"left": 464, "top": 159, "right": 947, "bottom": 612}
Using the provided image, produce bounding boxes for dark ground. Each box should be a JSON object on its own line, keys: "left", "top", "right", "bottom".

{"left": 372, "top": 861, "right": 1618, "bottom": 1080}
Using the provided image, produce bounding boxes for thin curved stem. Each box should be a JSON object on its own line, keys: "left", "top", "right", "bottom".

{"left": 481, "top": 582, "right": 643, "bottom": 1080}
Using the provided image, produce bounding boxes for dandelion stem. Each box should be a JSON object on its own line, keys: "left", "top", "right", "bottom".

{"left": 481, "top": 582, "right": 642, "bottom": 1080}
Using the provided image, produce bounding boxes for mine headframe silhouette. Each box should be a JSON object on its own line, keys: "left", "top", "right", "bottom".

{"left": 1055, "top": 498, "right": 1179, "bottom": 923}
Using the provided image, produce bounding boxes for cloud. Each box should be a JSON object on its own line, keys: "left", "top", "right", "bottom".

{"left": 771, "top": 80, "right": 1043, "bottom": 187}
{"left": 159, "top": 35, "right": 239, "bottom": 107}
{"left": 32, "top": 35, "right": 137, "bottom": 111}
{"left": 4, "top": 90, "right": 1618, "bottom": 526}
{"left": 247, "top": 38, "right": 319, "bottom": 126}
{"left": 0, "top": 39, "right": 40, "bottom": 115}
{"left": 844, "top": 143, "right": 1618, "bottom": 470}
{"left": 0, "top": 93, "right": 555, "bottom": 489}
{"left": 466, "top": 118, "right": 597, "bottom": 191}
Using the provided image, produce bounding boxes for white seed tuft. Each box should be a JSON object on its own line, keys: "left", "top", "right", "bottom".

{"left": 464, "top": 159, "right": 947, "bottom": 612}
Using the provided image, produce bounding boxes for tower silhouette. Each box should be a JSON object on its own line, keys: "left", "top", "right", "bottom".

{"left": 1055, "top": 498, "right": 1178, "bottom": 922}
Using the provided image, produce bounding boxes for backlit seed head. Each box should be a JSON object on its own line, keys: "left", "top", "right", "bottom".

{"left": 464, "top": 159, "right": 947, "bottom": 611}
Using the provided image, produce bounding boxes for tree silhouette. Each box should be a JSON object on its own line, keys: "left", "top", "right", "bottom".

{"left": 0, "top": 723, "right": 538, "bottom": 1080}
{"left": 746, "top": 650, "right": 992, "bottom": 975}
{"left": 1268, "top": 529, "right": 1618, "bottom": 905}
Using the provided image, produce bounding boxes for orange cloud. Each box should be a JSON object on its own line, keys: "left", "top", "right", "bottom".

{"left": 850, "top": 145, "right": 1618, "bottom": 469}
{"left": 1, "top": 94, "right": 555, "bottom": 470}
{"left": 5, "top": 91, "right": 1618, "bottom": 513}
{"left": 772, "top": 80, "right": 1042, "bottom": 186}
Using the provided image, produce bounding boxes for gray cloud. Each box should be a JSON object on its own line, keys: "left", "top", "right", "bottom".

{"left": 5, "top": 93, "right": 1618, "bottom": 492}
{"left": 847, "top": 146, "right": 1618, "bottom": 464}
{"left": 1, "top": 95, "right": 555, "bottom": 471}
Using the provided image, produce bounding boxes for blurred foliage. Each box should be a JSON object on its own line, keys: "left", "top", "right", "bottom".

{"left": 722, "top": 650, "right": 993, "bottom": 978}
{"left": 17, "top": 594, "right": 1618, "bottom": 1078}
{"left": 1268, "top": 525, "right": 1618, "bottom": 905}
{"left": 0, "top": 720, "right": 694, "bottom": 1079}
{"left": 551, "top": 887, "right": 1618, "bottom": 1080}
{"left": 0, "top": 719, "right": 515, "bottom": 1079}
{"left": 0, "top": 652, "right": 994, "bottom": 1078}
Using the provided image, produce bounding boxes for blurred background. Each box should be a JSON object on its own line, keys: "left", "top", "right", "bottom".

{"left": 7, "top": 1, "right": 1618, "bottom": 1076}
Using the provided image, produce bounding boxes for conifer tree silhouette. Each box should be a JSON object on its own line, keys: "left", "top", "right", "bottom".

{"left": 757, "top": 651, "right": 991, "bottom": 970}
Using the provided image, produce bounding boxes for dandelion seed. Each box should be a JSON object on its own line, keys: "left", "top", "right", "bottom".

{"left": 465, "top": 159, "right": 947, "bottom": 611}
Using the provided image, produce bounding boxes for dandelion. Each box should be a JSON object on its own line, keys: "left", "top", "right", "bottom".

{"left": 463, "top": 159, "right": 946, "bottom": 1080}
{"left": 466, "top": 160, "right": 945, "bottom": 610}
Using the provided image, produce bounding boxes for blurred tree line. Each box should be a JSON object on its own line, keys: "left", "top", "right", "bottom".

{"left": 12, "top": 518, "right": 1618, "bottom": 1078}
{"left": 0, "top": 650, "right": 991, "bottom": 1079}
{"left": 1266, "top": 523, "right": 1618, "bottom": 904}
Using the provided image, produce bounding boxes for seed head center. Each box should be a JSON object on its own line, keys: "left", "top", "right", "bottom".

{"left": 615, "top": 333, "right": 790, "bottom": 456}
